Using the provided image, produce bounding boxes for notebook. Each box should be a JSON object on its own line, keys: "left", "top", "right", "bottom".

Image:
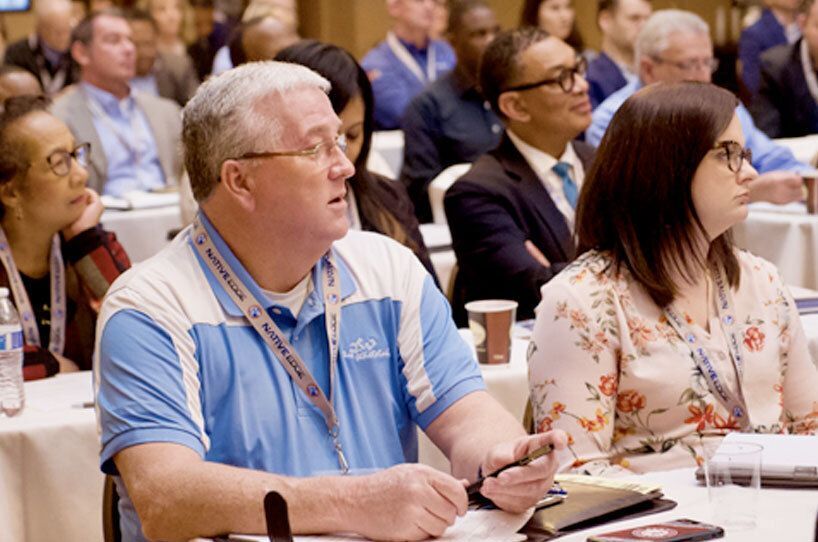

{"left": 695, "top": 433, "right": 818, "bottom": 487}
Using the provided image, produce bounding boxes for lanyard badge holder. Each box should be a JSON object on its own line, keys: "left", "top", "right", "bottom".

{"left": 192, "top": 220, "right": 350, "bottom": 473}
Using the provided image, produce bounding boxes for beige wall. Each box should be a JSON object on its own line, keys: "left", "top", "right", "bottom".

{"left": 3, "top": 0, "right": 739, "bottom": 58}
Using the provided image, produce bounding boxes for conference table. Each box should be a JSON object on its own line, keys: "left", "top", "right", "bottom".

{"left": 101, "top": 205, "right": 183, "bottom": 263}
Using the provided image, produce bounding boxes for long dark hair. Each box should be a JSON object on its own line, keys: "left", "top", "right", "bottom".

{"left": 275, "top": 40, "right": 417, "bottom": 251}
{"left": 575, "top": 82, "right": 740, "bottom": 307}
{"left": 519, "top": 0, "right": 584, "bottom": 51}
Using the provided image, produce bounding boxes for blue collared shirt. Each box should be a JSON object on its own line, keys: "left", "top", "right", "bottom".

{"left": 399, "top": 69, "right": 502, "bottom": 222}
{"left": 587, "top": 80, "right": 811, "bottom": 174}
{"left": 362, "top": 37, "right": 456, "bottom": 130}
{"left": 81, "top": 83, "right": 166, "bottom": 197}
{"left": 95, "top": 213, "right": 484, "bottom": 541}
{"left": 129, "top": 74, "right": 159, "bottom": 97}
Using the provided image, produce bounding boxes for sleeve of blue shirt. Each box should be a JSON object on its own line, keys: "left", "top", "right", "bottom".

{"left": 587, "top": 98, "right": 616, "bottom": 147}
{"left": 737, "top": 104, "right": 811, "bottom": 174}
{"left": 97, "top": 307, "right": 206, "bottom": 474}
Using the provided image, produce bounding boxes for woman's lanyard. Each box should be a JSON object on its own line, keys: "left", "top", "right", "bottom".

{"left": 191, "top": 220, "right": 349, "bottom": 473}
{"left": 0, "top": 226, "right": 66, "bottom": 355}
{"left": 386, "top": 31, "right": 438, "bottom": 84}
{"left": 663, "top": 264, "right": 751, "bottom": 432}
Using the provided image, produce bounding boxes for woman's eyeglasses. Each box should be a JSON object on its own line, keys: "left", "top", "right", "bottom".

{"left": 713, "top": 140, "right": 752, "bottom": 173}
{"left": 46, "top": 142, "right": 91, "bottom": 176}
{"left": 502, "top": 56, "right": 588, "bottom": 94}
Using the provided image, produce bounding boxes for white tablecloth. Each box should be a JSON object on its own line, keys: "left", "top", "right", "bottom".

{"left": 0, "top": 372, "right": 102, "bottom": 542}
{"left": 732, "top": 202, "right": 818, "bottom": 290}
{"left": 561, "top": 468, "right": 818, "bottom": 541}
{"left": 101, "top": 205, "right": 183, "bottom": 263}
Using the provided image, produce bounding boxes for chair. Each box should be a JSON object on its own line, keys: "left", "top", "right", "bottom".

{"left": 103, "top": 475, "right": 121, "bottom": 542}
{"left": 428, "top": 163, "right": 471, "bottom": 225}
{"left": 370, "top": 130, "right": 405, "bottom": 179}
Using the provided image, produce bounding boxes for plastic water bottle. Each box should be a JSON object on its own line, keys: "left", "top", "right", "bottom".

{"left": 0, "top": 287, "right": 24, "bottom": 416}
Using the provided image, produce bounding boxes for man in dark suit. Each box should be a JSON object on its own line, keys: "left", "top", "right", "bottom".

{"left": 739, "top": 0, "right": 801, "bottom": 96}
{"left": 752, "top": 0, "right": 818, "bottom": 138}
{"left": 586, "top": 0, "right": 652, "bottom": 109}
{"left": 445, "top": 27, "right": 594, "bottom": 323}
{"left": 3, "top": 0, "right": 79, "bottom": 95}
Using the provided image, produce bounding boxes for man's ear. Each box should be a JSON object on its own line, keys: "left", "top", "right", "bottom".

{"left": 219, "top": 159, "right": 256, "bottom": 211}
{"left": 598, "top": 10, "right": 613, "bottom": 35}
{"left": 498, "top": 91, "right": 530, "bottom": 123}
{"left": 71, "top": 41, "right": 90, "bottom": 67}
{"left": 0, "top": 179, "right": 22, "bottom": 215}
{"left": 639, "top": 56, "right": 655, "bottom": 84}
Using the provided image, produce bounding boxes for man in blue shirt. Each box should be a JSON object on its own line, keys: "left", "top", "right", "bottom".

{"left": 400, "top": 0, "right": 502, "bottom": 223}
{"left": 51, "top": 9, "right": 183, "bottom": 197}
{"left": 589, "top": 9, "right": 809, "bottom": 205}
{"left": 95, "top": 60, "right": 567, "bottom": 542}
{"left": 739, "top": 0, "right": 801, "bottom": 96}
{"left": 362, "top": 0, "right": 457, "bottom": 130}
{"left": 586, "top": 0, "right": 652, "bottom": 109}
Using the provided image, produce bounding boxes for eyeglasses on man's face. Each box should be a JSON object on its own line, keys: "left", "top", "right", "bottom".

{"left": 713, "top": 140, "right": 752, "bottom": 173}
{"left": 46, "top": 142, "right": 91, "bottom": 176}
{"left": 651, "top": 55, "right": 719, "bottom": 74}
{"left": 502, "top": 56, "right": 588, "bottom": 94}
{"left": 233, "top": 133, "right": 348, "bottom": 165}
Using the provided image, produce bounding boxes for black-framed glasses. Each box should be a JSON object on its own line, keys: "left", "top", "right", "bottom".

{"left": 46, "top": 142, "right": 91, "bottom": 176}
{"left": 233, "top": 134, "right": 348, "bottom": 164}
{"left": 502, "top": 56, "right": 588, "bottom": 94}
{"left": 651, "top": 55, "right": 719, "bottom": 74}
{"left": 713, "top": 140, "right": 752, "bottom": 173}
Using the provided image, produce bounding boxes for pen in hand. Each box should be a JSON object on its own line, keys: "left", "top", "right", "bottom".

{"left": 466, "top": 442, "right": 555, "bottom": 504}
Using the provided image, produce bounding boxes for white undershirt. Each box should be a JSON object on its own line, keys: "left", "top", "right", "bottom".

{"left": 262, "top": 273, "right": 312, "bottom": 317}
{"left": 506, "top": 130, "right": 585, "bottom": 230}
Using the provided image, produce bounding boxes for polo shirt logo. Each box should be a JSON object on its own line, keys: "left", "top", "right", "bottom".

{"left": 343, "top": 337, "right": 389, "bottom": 362}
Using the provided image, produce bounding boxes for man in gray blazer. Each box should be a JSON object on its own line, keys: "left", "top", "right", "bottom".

{"left": 51, "top": 8, "right": 183, "bottom": 197}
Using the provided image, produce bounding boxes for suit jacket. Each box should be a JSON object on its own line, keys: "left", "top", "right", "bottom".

{"left": 154, "top": 52, "right": 200, "bottom": 107}
{"left": 752, "top": 39, "right": 818, "bottom": 138}
{"left": 3, "top": 35, "right": 79, "bottom": 94}
{"left": 51, "top": 85, "right": 184, "bottom": 195}
{"left": 739, "top": 8, "right": 789, "bottom": 95}
{"left": 444, "top": 134, "right": 595, "bottom": 323}
{"left": 586, "top": 52, "right": 627, "bottom": 110}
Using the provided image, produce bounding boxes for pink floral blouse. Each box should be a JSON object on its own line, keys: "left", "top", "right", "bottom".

{"left": 528, "top": 250, "right": 818, "bottom": 475}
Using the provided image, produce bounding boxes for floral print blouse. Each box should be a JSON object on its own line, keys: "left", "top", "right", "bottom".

{"left": 528, "top": 249, "right": 818, "bottom": 475}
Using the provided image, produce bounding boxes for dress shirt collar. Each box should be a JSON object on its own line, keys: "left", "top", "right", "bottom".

{"left": 81, "top": 82, "right": 135, "bottom": 116}
{"left": 505, "top": 129, "right": 580, "bottom": 182}
{"left": 38, "top": 38, "right": 64, "bottom": 68}
{"left": 396, "top": 34, "right": 429, "bottom": 55}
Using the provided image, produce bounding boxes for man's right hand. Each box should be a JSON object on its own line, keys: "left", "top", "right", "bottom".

{"left": 345, "top": 463, "right": 468, "bottom": 541}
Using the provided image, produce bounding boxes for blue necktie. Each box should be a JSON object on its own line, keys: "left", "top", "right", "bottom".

{"left": 552, "top": 162, "right": 578, "bottom": 209}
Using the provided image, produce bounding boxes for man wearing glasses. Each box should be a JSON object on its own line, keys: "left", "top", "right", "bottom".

{"left": 444, "top": 27, "right": 595, "bottom": 323}
{"left": 94, "top": 61, "right": 567, "bottom": 542}
{"left": 588, "top": 9, "right": 811, "bottom": 205}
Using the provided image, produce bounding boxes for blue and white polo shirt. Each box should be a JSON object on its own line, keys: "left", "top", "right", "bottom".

{"left": 94, "top": 213, "right": 484, "bottom": 540}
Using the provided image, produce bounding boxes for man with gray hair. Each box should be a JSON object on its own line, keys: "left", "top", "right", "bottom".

{"left": 588, "top": 9, "right": 810, "bottom": 205}
{"left": 3, "top": 0, "right": 79, "bottom": 95}
{"left": 94, "top": 60, "right": 566, "bottom": 541}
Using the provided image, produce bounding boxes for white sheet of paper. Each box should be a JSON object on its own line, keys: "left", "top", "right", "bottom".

{"left": 229, "top": 508, "right": 532, "bottom": 542}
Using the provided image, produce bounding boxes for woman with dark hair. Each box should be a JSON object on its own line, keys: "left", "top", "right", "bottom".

{"left": 520, "top": 0, "right": 584, "bottom": 52}
{"left": 528, "top": 82, "right": 818, "bottom": 475}
{"left": 275, "top": 40, "right": 436, "bottom": 281}
{"left": 0, "top": 95, "right": 130, "bottom": 379}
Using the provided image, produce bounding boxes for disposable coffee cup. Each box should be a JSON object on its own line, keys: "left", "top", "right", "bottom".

{"left": 465, "top": 299, "right": 518, "bottom": 364}
{"left": 805, "top": 177, "right": 818, "bottom": 215}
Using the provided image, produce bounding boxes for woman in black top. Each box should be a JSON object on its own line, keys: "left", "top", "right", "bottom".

{"left": 275, "top": 40, "right": 438, "bottom": 283}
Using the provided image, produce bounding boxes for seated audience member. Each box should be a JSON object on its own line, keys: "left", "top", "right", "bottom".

{"left": 400, "top": 0, "right": 502, "bottom": 224}
{"left": 0, "top": 66, "right": 43, "bottom": 102}
{"left": 520, "top": 0, "right": 585, "bottom": 55}
{"left": 529, "top": 81, "right": 818, "bottom": 476}
{"left": 589, "top": 10, "right": 810, "bottom": 205}
{"left": 145, "top": 0, "right": 186, "bottom": 57}
{"left": 275, "top": 40, "right": 437, "bottom": 281}
{"left": 0, "top": 96, "right": 130, "bottom": 379}
{"left": 362, "top": 0, "right": 456, "bottom": 130}
{"left": 739, "top": 0, "right": 801, "bottom": 96}
{"left": 187, "top": 0, "right": 227, "bottom": 81}
{"left": 586, "top": 0, "right": 652, "bottom": 109}
{"left": 128, "top": 9, "right": 200, "bottom": 107}
{"left": 229, "top": 16, "right": 299, "bottom": 67}
{"left": 444, "top": 27, "right": 594, "bottom": 323}
{"left": 94, "top": 61, "right": 566, "bottom": 541}
{"left": 52, "top": 9, "right": 183, "bottom": 197}
{"left": 752, "top": 0, "right": 818, "bottom": 138}
{"left": 4, "top": 0, "right": 79, "bottom": 95}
